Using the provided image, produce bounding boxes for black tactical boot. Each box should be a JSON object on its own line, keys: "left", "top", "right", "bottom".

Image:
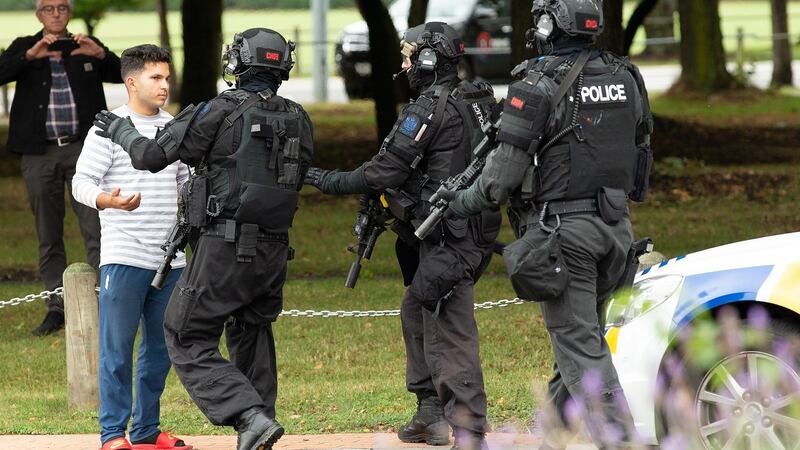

{"left": 235, "top": 407, "right": 284, "bottom": 450}
{"left": 31, "top": 310, "right": 65, "bottom": 336}
{"left": 397, "top": 394, "right": 450, "bottom": 445}
{"left": 450, "top": 431, "right": 489, "bottom": 450}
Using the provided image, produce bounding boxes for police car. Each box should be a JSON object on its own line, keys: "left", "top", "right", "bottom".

{"left": 605, "top": 232, "right": 800, "bottom": 448}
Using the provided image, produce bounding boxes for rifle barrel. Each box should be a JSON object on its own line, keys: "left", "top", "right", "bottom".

{"left": 345, "top": 259, "right": 362, "bottom": 289}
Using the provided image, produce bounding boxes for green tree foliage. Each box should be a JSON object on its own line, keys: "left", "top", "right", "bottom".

{"left": 72, "top": 0, "right": 146, "bottom": 35}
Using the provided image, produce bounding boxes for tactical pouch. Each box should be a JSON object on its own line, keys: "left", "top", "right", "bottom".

{"left": 597, "top": 187, "right": 628, "bottom": 225}
{"left": 631, "top": 147, "right": 653, "bottom": 202}
{"left": 236, "top": 223, "right": 259, "bottom": 263}
{"left": 181, "top": 172, "right": 211, "bottom": 228}
{"left": 471, "top": 208, "right": 502, "bottom": 247}
{"left": 409, "top": 250, "right": 465, "bottom": 313}
{"left": 278, "top": 137, "right": 301, "bottom": 188}
{"left": 444, "top": 216, "right": 468, "bottom": 240}
{"left": 384, "top": 189, "right": 418, "bottom": 222}
{"left": 503, "top": 226, "right": 569, "bottom": 302}
{"left": 234, "top": 182, "right": 299, "bottom": 233}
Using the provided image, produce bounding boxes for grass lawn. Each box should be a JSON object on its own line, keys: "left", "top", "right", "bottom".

{"left": 0, "top": 276, "right": 547, "bottom": 435}
{"left": 0, "top": 161, "right": 799, "bottom": 434}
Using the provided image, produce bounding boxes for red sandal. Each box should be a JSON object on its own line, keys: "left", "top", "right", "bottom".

{"left": 101, "top": 437, "right": 133, "bottom": 450}
{"left": 131, "top": 432, "right": 193, "bottom": 450}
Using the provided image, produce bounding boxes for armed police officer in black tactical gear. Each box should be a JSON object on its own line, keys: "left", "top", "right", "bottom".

{"left": 443, "top": 1, "right": 654, "bottom": 448}
{"left": 305, "top": 22, "right": 500, "bottom": 450}
{"left": 93, "top": 28, "right": 313, "bottom": 450}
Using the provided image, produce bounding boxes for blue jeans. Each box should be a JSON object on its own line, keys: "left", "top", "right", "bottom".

{"left": 98, "top": 264, "right": 182, "bottom": 444}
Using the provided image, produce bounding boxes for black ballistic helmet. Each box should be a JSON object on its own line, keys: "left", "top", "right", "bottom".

{"left": 400, "top": 21, "right": 465, "bottom": 67}
{"left": 529, "top": 0, "right": 604, "bottom": 45}
{"left": 223, "top": 28, "right": 296, "bottom": 80}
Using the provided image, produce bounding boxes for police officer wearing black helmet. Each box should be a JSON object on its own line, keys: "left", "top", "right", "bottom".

{"left": 93, "top": 28, "right": 313, "bottom": 450}
{"left": 444, "top": 0, "right": 653, "bottom": 448}
{"left": 305, "top": 22, "right": 500, "bottom": 450}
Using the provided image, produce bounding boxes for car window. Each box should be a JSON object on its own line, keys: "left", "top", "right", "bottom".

{"left": 389, "top": 0, "right": 478, "bottom": 21}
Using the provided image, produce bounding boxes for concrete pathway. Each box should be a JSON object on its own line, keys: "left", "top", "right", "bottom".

{"left": 0, "top": 433, "right": 599, "bottom": 450}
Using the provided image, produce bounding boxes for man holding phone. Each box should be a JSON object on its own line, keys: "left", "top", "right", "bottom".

{"left": 0, "top": 0, "right": 122, "bottom": 336}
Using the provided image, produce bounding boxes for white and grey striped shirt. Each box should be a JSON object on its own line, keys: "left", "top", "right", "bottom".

{"left": 72, "top": 105, "right": 190, "bottom": 270}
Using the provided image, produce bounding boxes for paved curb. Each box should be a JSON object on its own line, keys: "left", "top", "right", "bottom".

{"left": 0, "top": 433, "right": 599, "bottom": 449}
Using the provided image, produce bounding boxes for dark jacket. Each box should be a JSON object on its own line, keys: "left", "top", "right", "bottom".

{"left": 0, "top": 31, "right": 122, "bottom": 154}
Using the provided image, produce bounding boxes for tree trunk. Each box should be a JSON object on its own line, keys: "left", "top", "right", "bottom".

{"left": 180, "top": 0, "right": 222, "bottom": 108}
{"left": 83, "top": 19, "right": 96, "bottom": 36}
{"left": 356, "top": 0, "right": 403, "bottom": 140}
{"left": 674, "top": 0, "right": 734, "bottom": 93}
{"left": 770, "top": 0, "right": 793, "bottom": 88}
{"left": 639, "top": 0, "right": 678, "bottom": 58}
{"left": 595, "top": 0, "right": 624, "bottom": 55}
{"left": 408, "top": 0, "right": 429, "bottom": 28}
{"left": 156, "top": 0, "right": 179, "bottom": 100}
{"left": 511, "top": 0, "right": 535, "bottom": 63}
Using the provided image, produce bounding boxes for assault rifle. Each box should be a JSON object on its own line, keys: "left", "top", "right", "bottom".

{"left": 151, "top": 216, "right": 190, "bottom": 289}
{"left": 414, "top": 116, "right": 501, "bottom": 240}
{"left": 345, "top": 194, "right": 392, "bottom": 289}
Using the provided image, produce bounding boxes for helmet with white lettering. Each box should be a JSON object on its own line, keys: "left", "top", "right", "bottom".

{"left": 222, "top": 28, "right": 296, "bottom": 81}
{"left": 528, "top": 0, "right": 603, "bottom": 46}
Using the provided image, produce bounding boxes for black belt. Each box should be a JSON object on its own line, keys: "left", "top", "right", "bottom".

{"left": 539, "top": 198, "right": 599, "bottom": 217}
{"left": 201, "top": 219, "right": 288, "bottom": 243}
{"left": 46, "top": 135, "right": 81, "bottom": 147}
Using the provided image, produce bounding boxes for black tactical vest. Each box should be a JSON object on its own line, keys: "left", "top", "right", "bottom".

{"left": 207, "top": 90, "right": 310, "bottom": 233}
{"left": 529, "top": 53, "right": 643, "bottom": 202}
{"left": 403, "top": 80, "right": 496, "bottom": 205}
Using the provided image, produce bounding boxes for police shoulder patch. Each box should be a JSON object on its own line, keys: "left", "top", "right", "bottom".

{"left": 399, "top": 113, "right": 421, "bottom": 138}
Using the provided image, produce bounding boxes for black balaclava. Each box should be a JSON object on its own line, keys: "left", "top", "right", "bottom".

{"left": 407, "top": 53, "right": 459, "bottom": 92}
{"left": 238, "top": 69, "right": 281, "bottom": 93}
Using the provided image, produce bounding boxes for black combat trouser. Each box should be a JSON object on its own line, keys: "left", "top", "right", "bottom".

{"left": 163, "top": 231, "right": 288, "bottom": 426}
{"left": 21, "top": 141, "right": 101, "bottom": 311}
{"left": 401, "top": 230, "right": 493, "bottom": 435}
{"left": 537, "top": 214, "right": 640, "bottom": 449}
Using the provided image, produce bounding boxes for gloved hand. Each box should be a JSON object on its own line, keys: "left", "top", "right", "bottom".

{"left": 93, "top": 110, "right": 122, "bottom": 139}
{"left": 430, "top": 185, "right": 458, "bottom": 204}
{"left": 304, "top": 167, "right": 330, "bottom": 191}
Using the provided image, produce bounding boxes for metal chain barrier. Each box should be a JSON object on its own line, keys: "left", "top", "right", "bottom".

{"left": 0, "top": 287, "right": 63, "bottom": 309}
{"left": 1, "top": 287, "right": 527, "bottom": 317}
{"left": 279, "top": 298, "right": 527, "bottom": 318}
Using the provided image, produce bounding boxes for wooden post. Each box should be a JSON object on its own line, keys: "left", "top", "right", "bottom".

{"left": 63, "top": 263, "right": 99, "bottom": 410}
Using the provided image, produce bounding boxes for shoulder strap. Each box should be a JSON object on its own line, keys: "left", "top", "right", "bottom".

{"left": 425, "top": 85, "right": 452, "bottom": 146}
{"left": 549, "top": 50, "right": 590, "bottom": 115}
{"left": 222, "top": 88, "right": 274, "bottom": 131}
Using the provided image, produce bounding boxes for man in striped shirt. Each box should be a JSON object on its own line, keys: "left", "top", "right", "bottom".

{"left": 72, "top": 45, "right": 191, "bottom": 450}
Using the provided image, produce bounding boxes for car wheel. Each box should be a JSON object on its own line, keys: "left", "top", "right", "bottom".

{"left": 657, "top": 309, "right": 800, "bottom": 449}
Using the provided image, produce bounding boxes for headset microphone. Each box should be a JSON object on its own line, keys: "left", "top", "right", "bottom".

{"left": 392, "top": 69, "right": 407, "bottom": 80}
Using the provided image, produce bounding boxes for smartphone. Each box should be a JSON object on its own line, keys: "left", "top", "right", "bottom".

{"left": 48, "top": 37, "right": 79, "bottom": 54}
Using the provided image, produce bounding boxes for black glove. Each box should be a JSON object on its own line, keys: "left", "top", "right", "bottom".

{"left": 430, "top": 186, "right": 458, "bottom": 203}
{"left": 304, "top": 167, "right": 330, "bottom": 191}
{"left": 93, "top": 110, "right": 122, "bottom": 139}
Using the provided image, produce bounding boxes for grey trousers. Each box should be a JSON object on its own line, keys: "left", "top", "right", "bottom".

{"left": 537, "top": 214, "right": 640, "bottom": 449}
{"left": 401, "top": 234, "right": 493, "bottom": 435}
{"left": 20, "top": 141, "right": 101, "bottom": 312}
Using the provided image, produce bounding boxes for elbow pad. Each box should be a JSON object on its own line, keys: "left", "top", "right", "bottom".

{"left": 155, "top": 102, "right": 206, "bottom": 163}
